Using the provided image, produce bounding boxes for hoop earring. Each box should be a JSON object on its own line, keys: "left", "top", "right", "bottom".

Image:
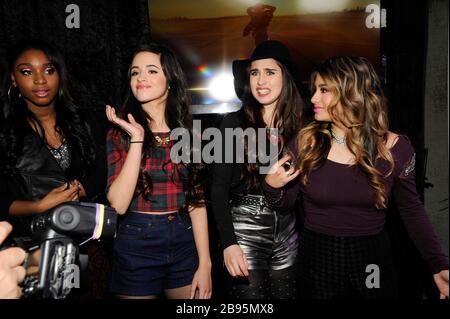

{"left": 7, "top": 86, "right": 21, "bottom": 100}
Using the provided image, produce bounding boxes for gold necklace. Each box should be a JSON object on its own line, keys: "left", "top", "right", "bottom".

{"left": 154, "top": 135, "right": 171, "bottom": 146}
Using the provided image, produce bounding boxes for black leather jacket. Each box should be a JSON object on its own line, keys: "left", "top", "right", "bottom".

{"left": 10, "top": 130, "right": 90, "bottom": 199}
{"left": 2, "top": 128, "right": 95, "bottom": 236}
{"left": 11, "top": 135, "right": 69, "bottom": 200}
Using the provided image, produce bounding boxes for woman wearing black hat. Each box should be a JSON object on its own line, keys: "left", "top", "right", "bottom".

{"left": 211, "top": 40, "right": 303, "bottom": 299}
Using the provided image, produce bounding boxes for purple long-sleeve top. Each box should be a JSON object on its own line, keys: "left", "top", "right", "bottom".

{"left": 263, "top": 135, "right": 448, "bottom": 274}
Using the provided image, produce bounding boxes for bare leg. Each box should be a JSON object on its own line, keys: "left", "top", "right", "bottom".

{"left": 164, "top": 285, "right": 198, "bottom": 299}
{"left": 116, "top": 294, "right": 158, "bottom": 299}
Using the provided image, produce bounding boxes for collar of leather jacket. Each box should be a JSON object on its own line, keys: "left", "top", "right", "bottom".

{"left": 11, "top": 128, "right": 82, "bottom": 201}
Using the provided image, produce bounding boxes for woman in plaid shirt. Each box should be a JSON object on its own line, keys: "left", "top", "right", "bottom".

{"left": 106, "top": 43, "right": 211, "bottom": 299}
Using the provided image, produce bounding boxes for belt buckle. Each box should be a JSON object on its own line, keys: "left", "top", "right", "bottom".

{"left": 258, "top": 197, "right": 265, "bottom": 213}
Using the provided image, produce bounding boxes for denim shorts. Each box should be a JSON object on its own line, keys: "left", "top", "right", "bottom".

{"left": 110, "top": 211, "right": 198, "bottom": 296}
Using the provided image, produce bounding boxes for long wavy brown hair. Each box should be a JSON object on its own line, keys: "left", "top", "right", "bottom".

{"left": 296, "top": 56, "right": 394, "bottom": 209}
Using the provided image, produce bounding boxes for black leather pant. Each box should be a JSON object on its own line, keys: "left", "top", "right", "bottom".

{"left": 230, "top": 194, "right": 298, "bottom": 270}
{"left": 226, "top": 265, "right": 298, "bottom": 299}
{"left": 225, "top": 194, "right": 299, "bottom": 299}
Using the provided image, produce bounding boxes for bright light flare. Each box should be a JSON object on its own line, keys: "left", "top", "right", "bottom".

{"left": 208, "top": 73, "right": 237, "bottom": 102}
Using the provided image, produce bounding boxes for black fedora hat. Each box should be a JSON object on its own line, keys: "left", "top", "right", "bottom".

{"left": 232, "top": 40, "right": 298, "bottom": 99}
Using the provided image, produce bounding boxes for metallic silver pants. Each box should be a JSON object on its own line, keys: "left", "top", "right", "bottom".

{"left": 230, "top": 194, "right": 298, "bottom": 270}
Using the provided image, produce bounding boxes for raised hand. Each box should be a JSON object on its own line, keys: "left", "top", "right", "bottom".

{"left": 105, "top": 105, "right": 145, "bottom": 142}
{"left": 265, "top": 154, "right": 300, "bottom": 189}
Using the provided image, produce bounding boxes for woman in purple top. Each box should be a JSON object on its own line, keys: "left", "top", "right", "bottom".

{"left": 264, "top": 56, "right": 449, "bottom": 299}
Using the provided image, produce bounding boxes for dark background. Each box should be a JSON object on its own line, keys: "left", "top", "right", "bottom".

{"left": 0, "top": 0, "right": 447, "bottom": 299}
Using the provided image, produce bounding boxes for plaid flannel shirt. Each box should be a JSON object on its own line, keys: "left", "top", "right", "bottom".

{"left": 106, "top": 129, "right": 187, "bottom": 212}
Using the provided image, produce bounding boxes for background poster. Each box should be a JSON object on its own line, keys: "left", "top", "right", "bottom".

{"left": 149, "top": 0, "right": 380, "bottom": 105}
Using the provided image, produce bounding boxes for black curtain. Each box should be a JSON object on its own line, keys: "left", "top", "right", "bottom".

{"left": 1, "top": 0, "right": 151, "bottom": 109}
{"left": 381, "top": 0, "right": 426, "bottom": 185}
{"left": 380, "top": 0, "right": 438, "bottom": 298}
{"left": 0, "top": 0, "right": 151, "bottom": 298}
{"left": 0, "top": 0, "right": 151, "bottom": 200}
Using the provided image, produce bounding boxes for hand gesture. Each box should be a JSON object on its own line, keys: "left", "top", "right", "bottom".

{"left": 106, "top": 105, "right": 145, "bottom": 142}
{"left": 73, "top": 179, "right": 87, "bottom": 198}
{"left": 265, "top": 154, "right": 300, "bottom": 189}
{"left": 223, "top": 244, "right": 249, "bottom": 278}
{"left": 0, "top": 222, "right": 27, "bottom": 299}
{"left": 190, "top": 264, "right": 212, "bottom": 299}
{"left": 433, "top": 270, "right": 449, "bottom": 299}
{"left": 36, "top": 182, "right": 80, "bottom": 213}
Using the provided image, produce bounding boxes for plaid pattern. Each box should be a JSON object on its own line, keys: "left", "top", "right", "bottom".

{"left": 107, "top": 129, "right": 186, "bottom": 212}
